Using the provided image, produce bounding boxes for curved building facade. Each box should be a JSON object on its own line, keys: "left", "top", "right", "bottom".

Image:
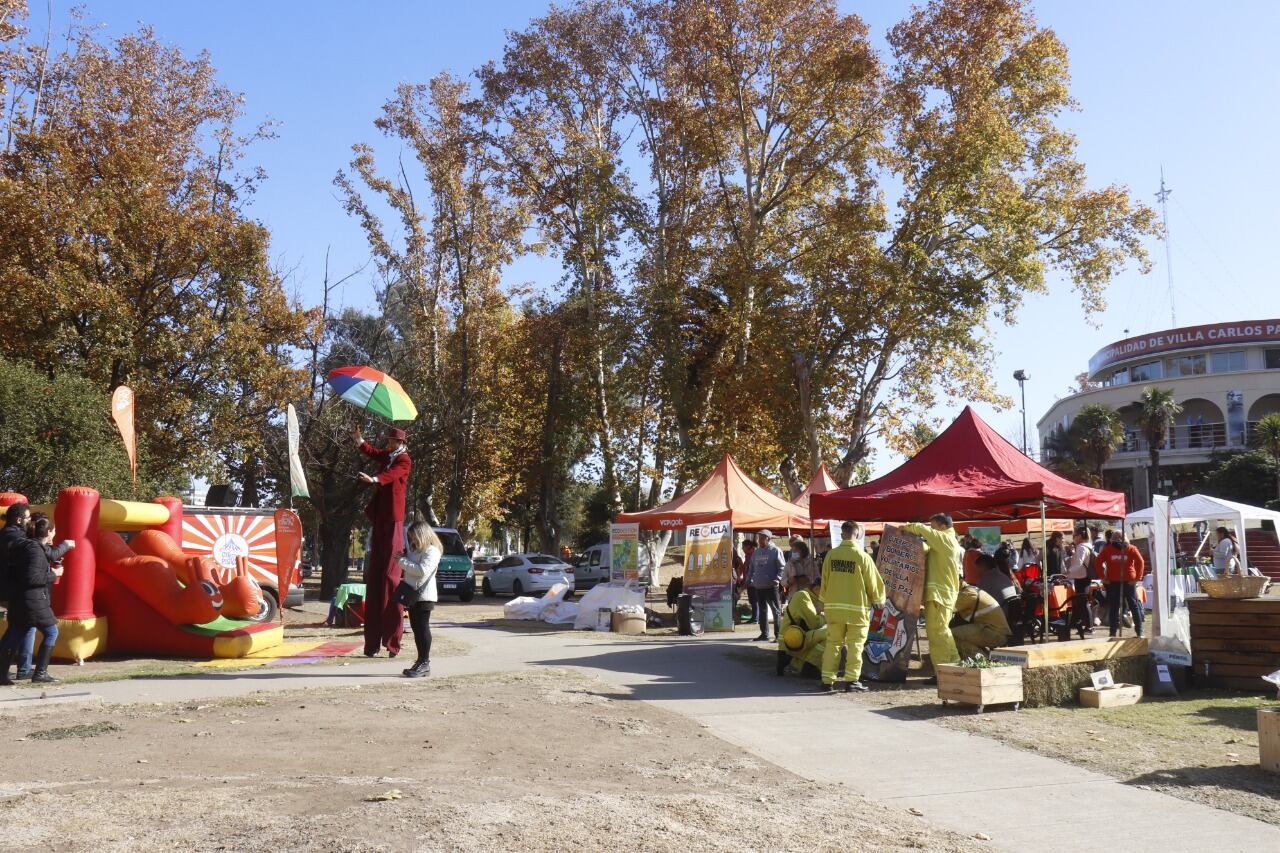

{"left": 1037, "top": 319, "right": 1280, "bottom": 509}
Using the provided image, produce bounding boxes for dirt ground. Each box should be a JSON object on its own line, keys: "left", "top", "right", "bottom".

{"left": 734, "top": 642, "right": 1280, "bottom": 828}
{"left": 0, "top": 668, "right": 981, "bottom": 853}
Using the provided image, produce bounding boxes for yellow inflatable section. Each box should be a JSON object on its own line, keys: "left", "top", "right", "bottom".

{"left": 30, "top": 498, "right": 170, "bottom": 532}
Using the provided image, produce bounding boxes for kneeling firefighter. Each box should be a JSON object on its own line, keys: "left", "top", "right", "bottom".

{"left": 951, "top": 582, "right": 1012, "bottom": 660}
{"left": 776, "top": 573, "right": 827, "bottom": 677}
{"left": 819, "top": 521, "right": 886, "bottom": 693}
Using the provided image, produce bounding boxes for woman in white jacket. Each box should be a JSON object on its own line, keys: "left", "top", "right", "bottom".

{"left": 397, "top": 521, "right": 441, "bottom": 678}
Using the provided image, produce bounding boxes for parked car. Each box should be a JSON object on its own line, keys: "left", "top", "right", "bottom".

{"left": 573, "top": 544, "right": 613, "bottom": 593}
{"left": 433, "top": 528, "right": 476, "bottom": 602}
{"left": 473, "top": 554, "right": 503, "bottom": 570}
{"left": 482, "top": 553, "right": 574, "bottom": 598}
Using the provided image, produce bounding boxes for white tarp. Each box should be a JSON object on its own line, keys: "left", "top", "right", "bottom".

{"left": 572, "top": 582, "right": 646, "bottom": 631}
{"left": 502, "top": 583, "right": 577, "bottom": 623}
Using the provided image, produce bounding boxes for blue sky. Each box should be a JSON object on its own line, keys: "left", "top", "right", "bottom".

{"left": 32, "top": 1, "right": 1280, "bottom": 475}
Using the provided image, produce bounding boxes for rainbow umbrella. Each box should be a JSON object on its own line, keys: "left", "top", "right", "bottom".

{"left": 326, "top": 366, "right": 418, "bottom": 422}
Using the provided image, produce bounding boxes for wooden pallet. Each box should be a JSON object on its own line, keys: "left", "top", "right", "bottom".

{"left": 989, "top": 637, "right": 1147, "bottom": 669}
{"left": 1188, "top": 594, "right": 1280, "bottom": 692}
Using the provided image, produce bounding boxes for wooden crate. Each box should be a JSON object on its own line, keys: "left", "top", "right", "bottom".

{"left": 1079, "top": 683, "right": 1143, "bottom": 708}
{"left": 989, "top": 637, "right": 1147, "bottom": 669}
{"left": 1188, "top": 594, "right": 1280, "bottom": 691}
{"left": 1261, "top": 709, "right": 1280, "bottom": 774}
{"left": 936, "top": 664, "right": 1023, "bottom": 713}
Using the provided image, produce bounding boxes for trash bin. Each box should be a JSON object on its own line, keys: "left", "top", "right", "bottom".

{"left": 676, "top": 593, "right": 704, "bottom": 636}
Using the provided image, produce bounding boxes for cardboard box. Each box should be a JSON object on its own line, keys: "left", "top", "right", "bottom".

{"left": 1078, "top": 683, "right": 1142, "bottom": 708}
{"left": 1260, "top": 708, "right": 1280, "bottom": 774}
{"left": 611, "top": 611, "right": 646, "bottom": 635}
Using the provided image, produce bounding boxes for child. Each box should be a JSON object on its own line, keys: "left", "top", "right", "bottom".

{"left": 396, "top": 521, "right": 441, "bottom": 678}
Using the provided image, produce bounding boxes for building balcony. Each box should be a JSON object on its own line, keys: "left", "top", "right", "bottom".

{"left": 1102, "top": 420, "right": 1274, "bottom": 459}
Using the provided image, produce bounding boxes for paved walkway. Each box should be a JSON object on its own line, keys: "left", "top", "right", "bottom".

{"left": 5, "top": 623, "right": 1278, "bottom": 851}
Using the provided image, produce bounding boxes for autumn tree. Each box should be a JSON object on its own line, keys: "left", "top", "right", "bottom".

{"left": 0, "top": 23, "right": 312, "bottom": 485}
{"left": 336, "top": 72, "right": 525, "bottom": 531}
{"left": 479, "top": 4, "right": 635, "bottom": 512}
{"left": 780, "top": 0, "right": 1157, "bottom": 487}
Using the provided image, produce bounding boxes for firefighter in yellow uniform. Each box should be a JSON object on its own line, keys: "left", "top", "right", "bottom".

{"left": 819, "top": 521, "right": 885, "bottom": 693}
{"left": 776, "top": 574, "right": 827, "bottom": 677}
{"left": 951, "top": 583, "right": 1012, "bottom": 659}
{"left": 902, "top": 514, "right": 963, "bottom": 673}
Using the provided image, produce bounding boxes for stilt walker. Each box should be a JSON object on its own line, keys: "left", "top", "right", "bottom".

{"left": 354, "top": 425, "right": 412, "bottom": 657}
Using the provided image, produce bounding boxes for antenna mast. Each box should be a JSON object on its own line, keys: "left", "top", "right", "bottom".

{"left": 1155, "top": 168, "right": 1176, "bottom": 326}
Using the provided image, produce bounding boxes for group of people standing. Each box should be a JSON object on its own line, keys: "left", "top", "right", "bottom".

{"left": 0, "top": 502, "right": 74, "bottom": 685}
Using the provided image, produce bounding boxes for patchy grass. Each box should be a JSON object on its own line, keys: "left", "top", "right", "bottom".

{"left": 27, "top": 722, "right": 121, "bottom": 741}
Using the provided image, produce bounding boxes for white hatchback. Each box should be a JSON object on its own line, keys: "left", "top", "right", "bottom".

{"left": 482, "top": 553, "right": 575, "bottom": 598}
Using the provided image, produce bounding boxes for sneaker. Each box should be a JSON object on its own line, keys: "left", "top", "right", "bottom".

{"left": 14, "top": 670, "right": 32, "bottom": 680}
{"left": 31, "top": 672, "right": 58, "bottom": 685}
{"left": 753, "top": 634, "right": 768, "bottom": 642}
{"left": 403, "top": 661, "right": 430, "bottom": 679}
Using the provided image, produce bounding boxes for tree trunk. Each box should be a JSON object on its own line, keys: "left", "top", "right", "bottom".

{"left": 536, "top": 332, "right": 565, "bottom": 553}
{"left": 318, "top": 518, "right": 352, "bottom": 601}
{"left": 779, "top": 454, "right": 803, "bottom": 500}
{"left": 1148, "top": 445, "right": 1161, "bottom": 504}
{"left": 791, "top": 351, "right": 821, "bottom": 479}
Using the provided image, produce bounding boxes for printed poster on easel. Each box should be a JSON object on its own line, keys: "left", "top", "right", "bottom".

{"left": 684, "top": 520, "right": 734, "bottom": 632}
{"left": 609, "top": 522, "right": 640, "bottom": 583}
{"left": 863, "top": 523, "right": 926, "bottom": 682}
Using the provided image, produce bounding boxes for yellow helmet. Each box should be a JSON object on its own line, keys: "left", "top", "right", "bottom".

{"left": 781, "top": 625, "right": 806, "bottom": 651}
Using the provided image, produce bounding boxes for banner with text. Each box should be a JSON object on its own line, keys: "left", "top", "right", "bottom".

{"left": 609, "top": 522, "right": 640, "bottom": 583}
{"left": 684, "top": 520, "right": 734, "bottom": 632}
{"left": 863, "top": 524, "right": 926, "bottom": 682}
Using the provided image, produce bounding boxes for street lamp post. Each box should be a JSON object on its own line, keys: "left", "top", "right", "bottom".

{"left": 1013, "top": 370, "right": 1029, "bottom": 455}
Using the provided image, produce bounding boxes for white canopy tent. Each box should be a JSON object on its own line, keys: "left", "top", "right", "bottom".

{"left": 1126, "top": 493, "right": 1280, "bottom": 573}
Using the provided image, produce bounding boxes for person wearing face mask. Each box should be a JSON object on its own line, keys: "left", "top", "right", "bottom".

{"left": 1096, "top": 529, "right": 1145, "bottom": 639}
{"left": 782, "top": 540, "right": 815, "bottom": 600}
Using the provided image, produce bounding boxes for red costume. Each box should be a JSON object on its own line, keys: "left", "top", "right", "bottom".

{"left": 360, "top": 441, "right": 412, "bottom": 656}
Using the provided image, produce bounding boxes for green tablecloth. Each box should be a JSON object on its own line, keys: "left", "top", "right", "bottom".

{"left": 335, "top": 583, "right": 367, "bottom": 610}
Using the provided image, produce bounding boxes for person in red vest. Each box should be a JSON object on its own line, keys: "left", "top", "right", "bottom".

{"left": 1096, "top": 528, "right": 1145, "bottom": 638}
{"left": 353, "top": 424, "right": 413, "bottom": 657}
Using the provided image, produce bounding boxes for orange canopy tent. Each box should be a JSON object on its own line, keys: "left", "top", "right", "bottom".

{"left": 793, "top": 464, "right": 838, "bottom": 511}
{"left": 616, "top": 454, "right": 811, "bottom": 532}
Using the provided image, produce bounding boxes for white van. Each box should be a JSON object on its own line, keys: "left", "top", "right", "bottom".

{"left": 577, "top": 542, "right": 654, "bottom": 587}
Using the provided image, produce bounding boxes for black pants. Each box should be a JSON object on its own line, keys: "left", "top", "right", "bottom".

{"left": 408, "top": 601, "right": 434, "bottom": 664}
{"left": 1073, "top": 578, "right": 1092, "bottom": 631}
{"left": 746, "top": 587, "right": 759, "bottom": 625}
{"left": 755, "top": 586, "right": 781, "bottom": 638}
{"left": 1106, "top": 581, "right": 1143, "bottom": 637}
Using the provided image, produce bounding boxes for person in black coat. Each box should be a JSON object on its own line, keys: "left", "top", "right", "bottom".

{"left": 0, "top": 515, "right": 74, "bottom": 685}
{"left": 0, "top": 502, "right": 37, "bottom": 679}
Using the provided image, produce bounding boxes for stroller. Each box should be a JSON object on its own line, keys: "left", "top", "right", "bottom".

{"left": 1010, "top": 563, "right": 1079, "bottom": 643}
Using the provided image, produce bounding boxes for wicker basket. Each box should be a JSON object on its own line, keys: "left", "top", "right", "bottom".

{"left": 1199, "top": 576, "right": 1271, "bottom": 599}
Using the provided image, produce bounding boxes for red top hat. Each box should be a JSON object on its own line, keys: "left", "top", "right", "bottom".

{"left": 388, "top": 428, "right": 407, "bottom": 441}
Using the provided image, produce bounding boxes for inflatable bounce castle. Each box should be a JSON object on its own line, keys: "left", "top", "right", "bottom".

{"left": 0, "top": 487, "right": 284, "bottom": 662}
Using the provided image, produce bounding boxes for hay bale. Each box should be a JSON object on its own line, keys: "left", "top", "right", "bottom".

{"left": 1022, "top": 655, "right": 1148, "bottom": 707}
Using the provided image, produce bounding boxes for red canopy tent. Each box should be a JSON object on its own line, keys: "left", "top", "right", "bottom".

{"left": 809, "top": 406, "right": 1126, "bottom": 523}
{"left": 616, "top": 454, "right": 811, "bottom": 531}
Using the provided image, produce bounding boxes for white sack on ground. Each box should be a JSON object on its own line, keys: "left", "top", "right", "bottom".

{"left": 572, "top": 582, "right": 646, "bottom": 630}
{"left": 541, "top": 601, "right": 580, "bottom": 625}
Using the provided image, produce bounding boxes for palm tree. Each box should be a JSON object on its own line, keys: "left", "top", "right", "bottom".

{"left": 1137, "top": 387, "right": 1182, "bottom": 502}
{"left": 1253, "top": 412, "right": 1280, "bottom": 501}
{"left": 1069, "top": 404, "right": 1125, "bottom": 481}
